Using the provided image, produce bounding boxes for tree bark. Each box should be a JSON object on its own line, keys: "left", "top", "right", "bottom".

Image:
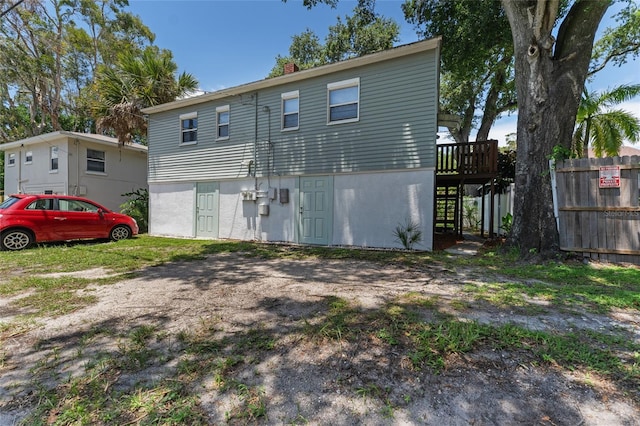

{"left": 501, "top": 0, "right": 609, "bottom": 257}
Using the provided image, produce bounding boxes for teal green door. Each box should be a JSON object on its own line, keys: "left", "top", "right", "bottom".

{"left": 196, "top": 182, "right": 219, "bottom": 238}
{"left": 299, "top": 176, "right": 333, "bottom": 245}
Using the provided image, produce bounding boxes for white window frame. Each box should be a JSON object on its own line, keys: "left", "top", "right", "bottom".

{"left": 180, "top": 112, "right": 198, "bottom": 146}
{"left": 50, "top": 146, "right": 59, "bottom": 172}
{"left": 7, "top": 153, "right": 16, "bottom": 166}
{"left": 216, "top": 105, "right": 230, "bottom": 140}
{"left": 327, "top": 77, "right": 360, "bottom": 125}
{"left": 86, "top": 148, "right": 106, "bottom": 174}
{"left": 281, "top": 90, "right": 300, "bottom": 131}
{"left": 24, "top": 151, "right": 33, "bottom": 164}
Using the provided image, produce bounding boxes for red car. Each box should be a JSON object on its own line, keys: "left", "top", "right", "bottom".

{"left": 0, "top": 194, "right": 138, "bottom": 250}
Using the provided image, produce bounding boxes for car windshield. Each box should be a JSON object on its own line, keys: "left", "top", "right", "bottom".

{"left": 0, "top": 196, "right": 21, "bottom": 209}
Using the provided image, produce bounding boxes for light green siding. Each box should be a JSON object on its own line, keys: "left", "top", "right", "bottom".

{"left": 147, "top": 44, "right": 439, "bottom": 183}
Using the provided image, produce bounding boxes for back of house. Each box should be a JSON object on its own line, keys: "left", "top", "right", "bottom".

{"left": 143, "top": 38, "right": 441, "bottom": 250}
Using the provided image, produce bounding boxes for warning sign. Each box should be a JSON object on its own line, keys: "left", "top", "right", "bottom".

{"left": 599, "top": 166, "right": 621, "bottom": 188}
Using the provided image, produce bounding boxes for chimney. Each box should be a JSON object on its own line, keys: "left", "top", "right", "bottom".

{"left": 284, "top": 63, "right": 299, "bottom": 75}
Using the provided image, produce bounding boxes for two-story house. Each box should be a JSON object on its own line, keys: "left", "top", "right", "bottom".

{"left": 1, "top": 131, "right": 148, "bottom": 211}
{"left": 142, "top": 38, "right": 441, "bottom": 250}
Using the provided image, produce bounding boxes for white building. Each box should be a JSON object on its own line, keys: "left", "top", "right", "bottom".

{"left": 1, "top": 131, "right": 147, "bottom": 211}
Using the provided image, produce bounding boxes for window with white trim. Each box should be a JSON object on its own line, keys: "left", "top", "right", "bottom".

{"left": 25, "top": 151, "right": 33, "bottom": 164}
{"left": 50, "top": 146, "right": 58, "bottom": 171}
{"left": 87, "top": 148, "right": 105, "bottom": 173}
{"left": 217, "top": 105, "right": 230, "bottom": 140}
{"left": 8, "top": 153, "right": 16, "bottom": 166}
{"left": 281, "top": 90, "right": 299, "bottom": 131}
{"left": 180, "top": 112, "right": 198, "bottom": 145}
{"left": 327, "top": 77, "right": 360, "bottom": 124}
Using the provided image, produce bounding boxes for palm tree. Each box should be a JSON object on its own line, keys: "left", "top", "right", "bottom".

{"left": 573, "top": 84, "right": 640, "bottom": 158}
{"left": 94, "top": 46, "right": 198, "bottom": 144}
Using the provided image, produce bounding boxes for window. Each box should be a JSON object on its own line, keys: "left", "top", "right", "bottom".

{"left": 59, "top": 199, "right": 99, "bottom": 213}
{"left": 8, "top": 153, "right": 15, "bottom": 166}
{"left": 217, "top": 105, "right": 230, "bottom": 140}
{"left": 50, "top": 146, "right": 58, "bottom": 171}
{"left": 87, "top": 149, "right": 105, "bottom": 173}
{"left": 25, "top": 151, "right": 33, "bottom": 164}
{"left": 327, "top": 78, "right": 360, "bottom": 124}
{"left": 26, "top": 198, "right": 54, "bottom": 210}
{"left": 282, "top": 91, "right": 299, "bottom": 131}
{"left": 180, "top": 112, "right": 198, "bottom": 145}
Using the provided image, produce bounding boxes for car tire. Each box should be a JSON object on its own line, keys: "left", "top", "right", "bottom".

{"left": 109, "top": 225, "right": 131, "bottom": 241}
{"left": 1, "top": 229, "right": 33, "bottom": 251}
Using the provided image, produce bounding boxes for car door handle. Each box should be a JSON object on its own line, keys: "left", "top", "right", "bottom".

{"left": 54, "top": 217, "right": 67, "bottom": 221}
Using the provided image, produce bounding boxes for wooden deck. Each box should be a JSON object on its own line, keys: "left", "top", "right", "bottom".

{"left": 436, "top": 140, "right": 499, "bottom": 183}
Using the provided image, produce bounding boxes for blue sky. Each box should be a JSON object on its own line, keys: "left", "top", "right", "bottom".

{"left": 127, "top": 0, "right": 639, "bottom": 145}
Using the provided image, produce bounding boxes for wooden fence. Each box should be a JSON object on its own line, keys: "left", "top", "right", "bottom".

{"left": 553, "top": 155, "right": 640, "bottom": 264}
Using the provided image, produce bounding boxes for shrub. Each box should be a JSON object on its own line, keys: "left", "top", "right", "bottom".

{"left": 121, "top": 188, "right": 149, "bottom": 233}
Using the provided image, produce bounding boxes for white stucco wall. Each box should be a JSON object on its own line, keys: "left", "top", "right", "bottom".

{"left": 149, "top": 182, "right": 195, "bottom": 237}
{"left": 333, "top": 169, "right": 434, "bottom": 250}
{"left": 73, "top": 143, "right": 148, "bottom": 211}
{"left": 149, "top": 170, "right": 434, "bottom": 250}
{"left": 4, "top": 141, "right": 70, "bottom": 196}
{"left": 218, "top": 178, "right": 297, "bottom": 243}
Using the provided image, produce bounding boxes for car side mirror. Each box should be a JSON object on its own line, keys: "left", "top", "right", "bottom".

{"left": 97, "top": 208, "right": 105, "bottom": 216}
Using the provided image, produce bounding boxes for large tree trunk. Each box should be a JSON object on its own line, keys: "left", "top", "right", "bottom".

{"left": 501, "top": 0, "right": 608, "bottom": 257}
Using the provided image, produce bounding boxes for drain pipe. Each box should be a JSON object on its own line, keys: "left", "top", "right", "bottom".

{"left": 253, "top": 92, "right": 258, "bottom": 190}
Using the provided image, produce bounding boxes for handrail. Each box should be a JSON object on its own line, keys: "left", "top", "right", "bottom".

{"left": 436, "top": 140, "right": 499, "bottom": 175}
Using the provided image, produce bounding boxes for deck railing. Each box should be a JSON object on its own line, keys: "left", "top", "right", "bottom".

{"left": 436, "top": 140, "right": 499, "bottom": 176}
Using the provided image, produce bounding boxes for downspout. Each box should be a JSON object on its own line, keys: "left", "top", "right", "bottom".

{"left": 75, "top": 139, "right": 80, "bottom": 195}
{"left": 253, "top": 92, "right": 259, "bottom": 241}
{"left": 253, "top": 92, "right": 258, "bottom": 190}
{"left": 17, "top": 149, "right": 22, "bottom": 193}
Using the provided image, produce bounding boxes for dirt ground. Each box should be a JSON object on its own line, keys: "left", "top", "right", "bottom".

{"left": 1, "top": 245, "right": 639, "bottom": 425}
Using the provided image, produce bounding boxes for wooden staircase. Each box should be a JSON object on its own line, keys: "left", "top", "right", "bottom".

{"left": 435, "top": 140, "right": 499, "bottom": 237}
{"left": 435, "top": 184, "right": 461, "bottom": 234}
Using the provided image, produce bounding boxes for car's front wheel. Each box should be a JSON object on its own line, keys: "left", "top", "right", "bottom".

{"left": 109, "top": 225, "right": 131, "bottom": 241}
{"left": 1, "top": 229, "right": 34, "bottom": 251}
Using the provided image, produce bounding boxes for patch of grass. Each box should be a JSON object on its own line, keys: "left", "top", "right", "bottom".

{"left": 223, "top": 381, "right": 267, "bottom": 422}
{"left": 233, "top": 326, "right": 277, "bottom": 352}
{"left": 408, "top": 319, "right": 487, "bottom": 371}
{"left": 303, "top": 296, "right": 363, "bottom": 341}
{"left": 356, "top": 383, "right": 382, "bottom": 399}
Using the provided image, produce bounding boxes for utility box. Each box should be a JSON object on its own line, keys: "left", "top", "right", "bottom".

{"left": 258, "top": 203, "right": 269, "bottom": 216}
{"left": 279, "top": 188, "right": 289, "bottom": 204}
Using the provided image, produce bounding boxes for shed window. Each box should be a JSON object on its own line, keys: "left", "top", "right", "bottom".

{"left": 50, "top": 146, "right": 58, "bottom": 171}
{"left": 217, "top": 105, "right": 229, "bottom": 140}
{"left": 180, "top": 112, "right": 198, "bottom": 145}
{"left": 282, "top": 91, "right": 299, "bottom": 131}
{"left": 87, "top": 149, "right": 105, "bottom": 173}
{"left": 327, "top": 78, "right": 360, "bottom": 124}
{"left": 25, "top": 151, "right": 33, "bottom": 163}
{"left": 8, "top": 153, "right": 15, "bottom": 166}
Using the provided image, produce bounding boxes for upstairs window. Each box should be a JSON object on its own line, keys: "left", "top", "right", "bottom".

{"left": 25, "top": 151, "right": 33, "bottom": 163}
{"left": 180, "top": 112, "right": 198, "bottom": 145}
{"left": 50, "top": 146, "right": 58, "bottom": 171}
{"left": 8, "top": 153, "right": 15, "bottom": 166}
{"left": 87, "top": 148, "right": 105, "bottom": 173}
{"left": 217, "top": 105, "right": 230, "bottom": 140}
{"left": 327, "top": 78, "right": 360, "bottom": 124}
{"left": 282, "top": 91, "right": 299, "bottom": 131}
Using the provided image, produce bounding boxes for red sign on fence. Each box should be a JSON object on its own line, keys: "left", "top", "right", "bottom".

{"left": 599, "top": 166, "right": 621, "bottom": 188}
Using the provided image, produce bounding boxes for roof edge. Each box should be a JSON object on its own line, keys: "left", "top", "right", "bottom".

{"left": 142, "top": 37, "right": 442, "bottom": 115}
{"left": 1, "top": 131, "right": 147, "bottom": 152}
